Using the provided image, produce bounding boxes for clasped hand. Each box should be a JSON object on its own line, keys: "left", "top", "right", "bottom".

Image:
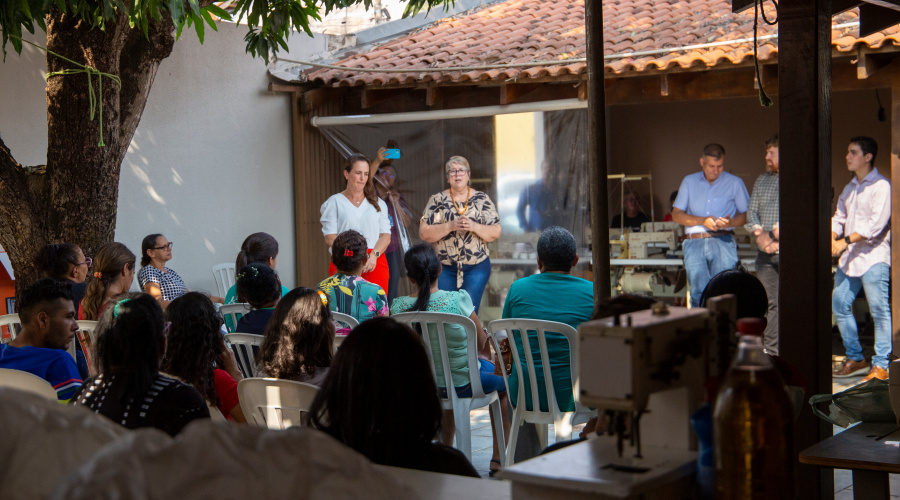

{"left": 703, "top": 216, "right": 730, "bottom": 231}
{"left": 451, "top": 216, "right": 474, "bottom": 232}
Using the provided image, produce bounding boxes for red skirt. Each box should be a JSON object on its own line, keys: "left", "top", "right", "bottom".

{"left": 329, "top": 249, "right": 390, "bottom": 296}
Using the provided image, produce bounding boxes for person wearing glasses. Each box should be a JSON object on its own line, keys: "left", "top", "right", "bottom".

{"left": 419, "top": 156, "right": 501, "bottom": 313}
{"left": 375, "top": 161, "right": 415, "bottom": 305}
{"left": 138, "top": 234, "right": 223, "bottom": 310}
{"left": 79, "top": 242, "right": 136, "bottom": 321}
{"left": 35, "top": 243, "right": 92, "bottom": 309}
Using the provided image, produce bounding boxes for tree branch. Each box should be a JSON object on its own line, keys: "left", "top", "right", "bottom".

{"left": 0, "top": 134, "right": 31, "bottom": 204}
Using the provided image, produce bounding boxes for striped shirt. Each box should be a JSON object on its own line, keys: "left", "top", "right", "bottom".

{"left": 831, "top": 167, "right": 891, "bottom": 277}
{"left": 0, "top": 344, "right": 82, "bottom": 402}
{"left": 745, "top": 171, "right": 779, "bottom": 233}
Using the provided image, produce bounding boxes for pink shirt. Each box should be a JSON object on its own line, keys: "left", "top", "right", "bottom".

{"left": 831, "top": 167, "right": 891, "bottom": 277}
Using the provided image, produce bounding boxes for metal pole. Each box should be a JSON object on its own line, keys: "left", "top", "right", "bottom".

{"left": 586, "top": 0, "right": 610, "bottom": 300}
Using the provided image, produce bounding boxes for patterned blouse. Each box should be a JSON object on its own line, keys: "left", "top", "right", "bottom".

{"left": 421, "top": 189, "right": 500, "bottom": 287}
{"left": 316, "top": 273, "right": 388, "bottom": 326}
{"left": 138, "top": 266, "right": 187, "bottom": 302}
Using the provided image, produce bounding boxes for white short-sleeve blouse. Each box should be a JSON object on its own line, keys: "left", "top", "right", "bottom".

{"left": 320, "top": 194, "right": 390, "bottom": 249}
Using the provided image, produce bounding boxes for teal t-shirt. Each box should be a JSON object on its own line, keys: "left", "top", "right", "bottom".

{"left": 501, "top": 272, "right": 594, "bottom": 412}
{"left": 391, "top": 290, "right": 474, "bottom": 388}
{"left": 223, "top": 284, "right": 291, "bottom": 332}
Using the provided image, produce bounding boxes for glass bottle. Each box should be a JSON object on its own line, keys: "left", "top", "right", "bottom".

{"left": 713, "top": 319, "right": 794, "bottom": 499}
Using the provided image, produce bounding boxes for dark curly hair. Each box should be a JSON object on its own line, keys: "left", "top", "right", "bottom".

{"left": 94, "top": 293, "right": 165, "bottom": 403}
{"left": 161, "top": 292, "right": 225, "bottom": 407}
{"left": 309, "top": 317, "right": 443, "bottom": 468}
{"left": 235, "top": 263, "right": 281, "bottom": 307}
{"left": 331, "top": 230, "right": 368, "bottom": 274}
{"left": 257, "top": 287, "right": 334, "bottom": 380}
{"left": 34, "top": 243, "right": 82, "bottom": 280}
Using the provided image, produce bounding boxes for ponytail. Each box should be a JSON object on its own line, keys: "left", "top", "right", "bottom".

{"left": 403, "top": 244, "right": 442, "bottom": 312}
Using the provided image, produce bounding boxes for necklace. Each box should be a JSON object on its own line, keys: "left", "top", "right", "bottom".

{"left": 345, "top": 190, "right": 365, "bottom": 206}
{"left": 450, "top": 188, "right": 470, "bottom": 216}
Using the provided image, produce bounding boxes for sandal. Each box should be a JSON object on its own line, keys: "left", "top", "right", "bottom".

{"left": 489, "top": 459, "right": 502, "bottom": 477}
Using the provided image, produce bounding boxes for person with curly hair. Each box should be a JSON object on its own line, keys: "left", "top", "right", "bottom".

{"left": 79, "top": 242, "right": 136, "bottom": 321}
{"left": 71, "top": 294, "right": 209, "bottom": 436}
{"left": 234, "top": 263, "right": 281, "bottom": 335}
{"left": 162, "top": 292, "right": 246, "bottom": 422}
{"left": 256, "top": 287, "right": 334, "bottom": 386}
{"left": 316, "top": 230, "right": 388, "bottom": 329}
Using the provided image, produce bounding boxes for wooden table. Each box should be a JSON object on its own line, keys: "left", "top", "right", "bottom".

{"left": 799, "top": 422, "right": 900, "bottom": 499}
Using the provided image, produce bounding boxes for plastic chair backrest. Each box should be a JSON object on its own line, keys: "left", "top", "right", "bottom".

{"left": 331, "top": 312, "right": 359, "bottom": 331}
{"left": 0, "top": 368, "right": 57, "bottom": 400}
{"left": 489, "top": 318, "right": 579, "bottom": 416}
{"left": 225, "top": 333, "right": 264, "bottom": 378}
{"left": 237, "top": 378, "right": 319, "bottom": 429}
{"left": 209, "top": 404, "right": 227, "bottom": 422}
{"left": 76, "top": 321, "right": 99, "bottom": 375}
{"left": 220, "top": 303, "right": 250, "bottom": 334}
{"left": 391, "top": 312, "right": 488, "bottom": 400}
{"left": 0, "top": 313, "right": 22, "bottom": 343}
{"left": 212, "top": 263, "right": 236, "bottom": 298}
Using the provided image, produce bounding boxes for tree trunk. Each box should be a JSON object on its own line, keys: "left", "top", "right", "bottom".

{"left": 0, "top": 9, "right": 175, "bottom": 303}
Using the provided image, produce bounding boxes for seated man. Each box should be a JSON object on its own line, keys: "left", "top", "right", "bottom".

{"left": 611, "top": 192, "right": 652, "bottom": 232}
{"left": 502, "top": 226, "right": 594, "bottom": 415}
{"left": 0, "top": 278, "right": 82, "bottom": 402}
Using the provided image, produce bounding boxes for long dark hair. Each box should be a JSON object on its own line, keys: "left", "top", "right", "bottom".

{"left": 346, "top": 154, "right": 381, "bottom": 212}
{"left": 94, "top": 293, "right": 165, "bottom": 403}
{"left": 235, "top": 232, "right": 279, "bottom": 273}
{"left": 161, "top": 292, "right": 225, "bottom": 407}
{"left": 403, "top": 244, "right": 441, "bottom": 312}
{"left": 140, "top": 233, "right": 163, "bottom": 267}
{"left": 309, "top": 317, "right": 443, "bottom": 466}
{"left": 235, "top": 263, "right": 281, "bottom": 307}
{"left": 81, "top": 242, "right": 135, "bottom": 320}
{"left": 34, "top": 243, "right": 82, "bottom": 280}
{"left": 257, "top": 287, "right": 334, "bottom": 380}
{"left": 331, "top": 230, "right": 368, "bottom": 273}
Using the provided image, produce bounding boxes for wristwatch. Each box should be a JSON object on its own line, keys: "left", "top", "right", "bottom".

{"left": 768, "top": 230, "right": 777, "bottom": 241}
{"left": 374, "top": 250, "right": 382, "bottom": 258}
{"left": 844, "top": 236, "right": 851, "bottom": 245}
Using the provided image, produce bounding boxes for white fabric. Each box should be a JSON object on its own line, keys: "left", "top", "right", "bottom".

{"left": 52, "top": 419, "right": 416, "bottom": 500}
{"left": 831, "top": 167, "right": 892, "bottom": 277}
{"left": 320, "top": 193, "right": 391, "bottom": 249}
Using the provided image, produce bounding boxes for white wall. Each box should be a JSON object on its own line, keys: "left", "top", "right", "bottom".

{"left": 0, "top": 24, "right": 328, "bottom": 294}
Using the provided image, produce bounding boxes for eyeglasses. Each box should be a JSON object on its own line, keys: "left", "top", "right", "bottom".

{"left": 152, "top": 242, "right": 174, "bottom": 250}
{"left": 75, "top": 257, "right": 93, "bottom": 268}
{"left": 380, "top": 172, "right": 396, "bottom": 179}
{"left": 448, "top": 169, "right": 469, "bottom": 176}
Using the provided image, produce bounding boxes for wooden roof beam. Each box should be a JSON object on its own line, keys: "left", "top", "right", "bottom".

{"left": 857, "top": 48, "right": 890, "bottom": 78}
{"left": 860, "top": 3, "right": 900, "bottom": 36}
{"left": 499, "top": 83, "right": 546, "bottom": 105}
{"left": 361, "top": 88, "right": 404, "bottom": 109}
{"left": 424, "top": 86, "right": 467, "bottom": 107}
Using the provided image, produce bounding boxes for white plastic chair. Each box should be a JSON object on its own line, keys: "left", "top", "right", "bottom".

{"left": 0, "top": 313, "right": 21, "bottom": 343}
{"left": 237, "top": 378, "right": 319, "bottom": 429}
{"left": 392, "top": 312, "right": 506, "bottom": 466}
{"left": 0, "top": 368, "right": 57, "bottom": 400}
{"left": 76, "top": 320, "right": 99, "bottom": 375}
{"left": 225, "top": 333, "right": 264, "bottom": 378}
{"left": 332, "top": 311, "right": 359, "bottom": 331}
{"left": 220, "top": 303, "right": 250, "bottom": 333}
{"left": 212, "top": 263, "right": 236, "bottom": 298}
{"left": 489, "top": 318, "right": 596, "bottom": 464}
{"left": 209, "top": 404, "right": 228, "bottom": 422}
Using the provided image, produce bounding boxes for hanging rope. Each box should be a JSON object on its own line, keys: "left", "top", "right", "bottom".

{"left": 11, "top": 35, "right": 121, "bottom": 147}
{"left": 753, "top": 0, "right": 778, "bottom": 107}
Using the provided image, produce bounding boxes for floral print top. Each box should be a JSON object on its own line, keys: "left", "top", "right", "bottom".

{"left": 421, "top": 189, "right": 500, "bottom": 287}
{"left": 316, "top": 273, "right": 388, "bottom": 328}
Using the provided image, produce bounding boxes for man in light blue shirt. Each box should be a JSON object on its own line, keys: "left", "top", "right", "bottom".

{"left": 672, "top": 144, "right": 750, "bottom": 307}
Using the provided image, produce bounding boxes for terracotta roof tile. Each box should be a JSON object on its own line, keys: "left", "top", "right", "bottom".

{"left": 305, "top": 0, "right": 900, "bottom": 87}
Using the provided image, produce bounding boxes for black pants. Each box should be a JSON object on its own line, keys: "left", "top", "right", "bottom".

{"left": 756, "top": 251, "right": 780, "bottom": 355}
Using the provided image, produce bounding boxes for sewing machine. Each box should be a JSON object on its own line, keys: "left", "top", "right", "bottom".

{"left": 498, "top": 297, "right": 736, "bottom": 500}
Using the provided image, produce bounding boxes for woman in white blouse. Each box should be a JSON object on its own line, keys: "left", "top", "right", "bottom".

{"left": 320, "top": 150, "right": 392, "bottom": 295}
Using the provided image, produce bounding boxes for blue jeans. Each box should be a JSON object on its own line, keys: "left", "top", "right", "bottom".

{"left": 683, "top": 235, "right": 738, "bottom": 308}
{"left": 833, "top": 263, "right": 892, "bottom": 369}
{"left": 438, "top": 258, "right": 491, "bottom": 314}
{"left": 440, "top": 359, "right": 506, "bottom": 398}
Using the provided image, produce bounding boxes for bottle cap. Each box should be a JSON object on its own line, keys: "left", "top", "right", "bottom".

{"left": 736, "top": 317, "right": 766, "bottom": 337}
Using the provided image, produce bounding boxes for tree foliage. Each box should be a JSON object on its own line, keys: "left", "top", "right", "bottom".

{"left": 2, "top": 0, "right": 455, "bottom": 60}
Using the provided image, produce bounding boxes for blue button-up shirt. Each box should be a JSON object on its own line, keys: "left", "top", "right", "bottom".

{"left": 673, "top": 171, "right": 750, "bottom": 235}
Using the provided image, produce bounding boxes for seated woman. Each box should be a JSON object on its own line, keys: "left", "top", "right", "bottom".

{"left": 255, "top": 287, "right": 334, "bottom": 386}
{"left": 390, "top": 244, "right": 509, "bottom": 476}
{"left": 138, "top": 233, "right": 223, "bottom": 309}
{"left": 223, "top": 232, "right": 291, "bottom": 332}
{"left": 71, "top": 294, "right": 210, "bottom": 436}
{"left": 309, "top": 317, "right": 479, "bottom": 477}
{"left": 234, "top": 263, "right": 281, "bottom": 335}
{"left": 316, "top": 230, "right": 388, "bottom": 332}
{"left": 162, "top": 292, "right": 246, "bottom": 423}
{"left": 79, "top": 242, "right": 136, "bottom": 320}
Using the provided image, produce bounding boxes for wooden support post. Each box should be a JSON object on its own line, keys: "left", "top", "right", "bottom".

{"left": 586, "top": 0, "right": 610, "bottom": 301}
{"left": 660, "top": 74, "right": 669, "bottom": 96}
{"left": 890, "top": 71, "right": 900, "bottom": 357}
{"left": 778, "top": 0, "right": 833, "bottom": 498}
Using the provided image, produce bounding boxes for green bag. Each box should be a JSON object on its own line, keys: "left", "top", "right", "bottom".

{"left": 809, "top": 378, "right": 896, "bottom": 428}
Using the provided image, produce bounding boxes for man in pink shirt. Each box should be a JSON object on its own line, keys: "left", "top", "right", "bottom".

{"left": 831, "top": 137, "right": 892, "bottom": 381}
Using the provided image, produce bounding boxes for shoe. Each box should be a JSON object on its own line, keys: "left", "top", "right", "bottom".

{"left": 862, "top": 365, "right": 889, "bottom": 382}
{"left": 833, "top": 358, "right": 869, "bottom": 378}
{"left": 489, "top": 459, "right": 502, "bottom": 478}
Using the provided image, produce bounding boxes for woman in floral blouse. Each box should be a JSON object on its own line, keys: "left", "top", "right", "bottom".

{"left": 317, "top": 230, "right": 389, "bottom": 332}
{"left": 419, "top": 156, "right": 501, "bottom": 313}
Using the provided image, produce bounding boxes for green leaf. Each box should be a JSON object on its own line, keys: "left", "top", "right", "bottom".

{"left": 199, "top": 6, "right": 216, "bottom": 31}
{"left": 187, "top": 0, "right": 200, "bottom": 17}
{"left": 192, "top": 11, "right": 204, "bottom": 43}
{"left": 204, "top": 3, "right": 231, "bottom": 21}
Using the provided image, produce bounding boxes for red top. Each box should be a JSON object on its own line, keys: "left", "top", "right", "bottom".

{"left": 213, "top": 368, "right": 240, "bottom": 418}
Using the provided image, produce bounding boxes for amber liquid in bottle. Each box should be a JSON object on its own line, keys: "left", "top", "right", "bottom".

{"left": 713, "top": 335, "right": 794, "bottom": 499}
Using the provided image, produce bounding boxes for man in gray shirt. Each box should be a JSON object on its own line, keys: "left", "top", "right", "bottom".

{"left": 745, "top": 134, "right": 780, "bottom": 354}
